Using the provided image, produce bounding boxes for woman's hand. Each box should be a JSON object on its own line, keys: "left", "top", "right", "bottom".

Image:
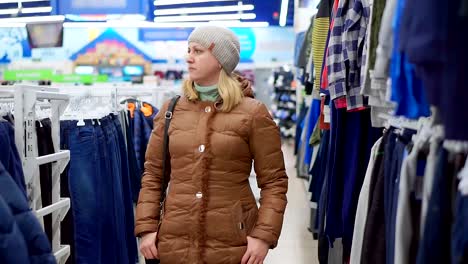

{"left": 241, "top": 236, "right": 269, "bottom": 264}
{"left": 140, "top": 232, "right": 159, "bottom": 259}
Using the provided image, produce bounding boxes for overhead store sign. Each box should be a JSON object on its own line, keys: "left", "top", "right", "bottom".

{"left": 53, "top": 0, "right": 147, "bottom": 15}
{"left": 3, "top": 69, "right": 53, "bottom": 81}
{"left": 139, "top": 28, "right": 193, "bottom": 41}
{"left": 139, "top": 28, "right": 256, "bottom": 61}
{"left": 3, "top": 70, "right": 108, "bottom": 83}
{"left": 51, "top": 74, "right": 108, "bottom": 83}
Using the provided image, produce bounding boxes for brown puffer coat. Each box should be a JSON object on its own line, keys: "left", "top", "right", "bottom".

{"left": 135, "top": 87, "right": 288, "bottom": 264}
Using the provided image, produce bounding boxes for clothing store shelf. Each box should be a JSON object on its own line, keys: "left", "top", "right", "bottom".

{"left": 0, "top": 89, "right": 14, "bottom": 98}
{"left": 35, "top": 198, "right": 70, "bottom": 219}
{"left": 36, "top": 150, "right": 70, "bottom": 166}
{"left": 35, "top": 91, "right": 69, "bottom": 101}
{"left": 53, "top": 245, "right": 71, "bottom": 264}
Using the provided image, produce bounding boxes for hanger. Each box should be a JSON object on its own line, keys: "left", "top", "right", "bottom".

{"left": 458, "top": 155, "right": 468, "bottom": 195}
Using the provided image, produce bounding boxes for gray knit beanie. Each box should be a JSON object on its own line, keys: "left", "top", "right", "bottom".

{"left": 188, "top": 26, "right": 240, "bottom": 74}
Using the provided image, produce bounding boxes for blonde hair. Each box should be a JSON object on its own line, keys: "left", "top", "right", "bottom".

{"left": 183, "top": 69, "right": 244, "bottom": 112}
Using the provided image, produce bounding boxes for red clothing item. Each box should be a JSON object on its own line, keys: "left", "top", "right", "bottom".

{"left": 319, "top": 96, "right": 331, "bottom": 130}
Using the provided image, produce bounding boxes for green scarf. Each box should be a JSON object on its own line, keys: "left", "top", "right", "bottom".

{"left": 194, "top": 83, "right": 219, "bottom": 102}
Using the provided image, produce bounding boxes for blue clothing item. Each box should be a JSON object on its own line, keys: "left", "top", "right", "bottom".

{"left": 111, "top": 115, "right": 138, "bottom": 264}
{"left": 126, "top": 110, "right": 142, "bottom": 202}
{"left": 0, "top": 161, "right": 56, "bottom": 264}
{"left": 390, "top": 52, "right": 431, "bottom": 119}
{"left": 61, "top": 118, "right": 136, "bottom": 264}
{"left": 0, "top": 121, "right": 27, "bottom": 199}
{"left": 132, "top": 106, "right": 159, "bottom": 174}
{"left": 452, "top": 191, "right": 468, "bottom": 264}
{"left": 61, "top": 120, "right": 102, "bottom": 264}
{"left": 383, "top": 129, "right": 415, "bottom": 264}
{"left": 310, "top": 129, "right": 331, "bottom": 204}
{"left": 0, "top": 185, "right": 30, "bottom": 264}
{"left": 416, "top": 148, "right": 452, "bottom": 264}
{"left": 100, "top": 116, "right": 129, "bottom": 264}
{"left": 295, "top": 104, "right": 309, "bottom": 155}
{"left": 341, "top": 109, "right": 382, "bottom": 257}
{"left": 390, "top": 0, "right": 431, "bottom": 119}
{"left": 294, "top": 32, "right": 307, "bottom": 67}
{"left": 398, "top": 0, "right": 468, "bottom": 140}
{"left": 324, "top": 100, "right": 346, "bottom": 245}
{"left": 304, "top": 99, "right": 321, "bottom": 166}
{"left": 94, "top": 122, "right": 116, "bottom": 264}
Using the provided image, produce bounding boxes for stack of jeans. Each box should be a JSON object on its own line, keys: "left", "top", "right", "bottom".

{"left": 60, "top": 114, "right": 137, "bottom": 264}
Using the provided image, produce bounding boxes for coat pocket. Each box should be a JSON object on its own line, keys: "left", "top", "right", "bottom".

{"left": 231, "top": 201, "right": 259, "bottom": 244}
{"left": 231, "top": 201, "right": 247, "bottom": 244}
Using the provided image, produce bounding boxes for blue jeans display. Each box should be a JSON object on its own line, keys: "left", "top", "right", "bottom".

{"left": 61, "top": 116, "right": 136, "bottom": 264}
{"left": 61, "top": 120, "right": 102, "bottom": 264}
{"left": 111, "top": 114, "right": 138, "bottom": 264}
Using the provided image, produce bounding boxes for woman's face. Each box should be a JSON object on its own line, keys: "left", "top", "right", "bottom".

{"left": 186, "top": 42, "right": 221, "bottom": 85}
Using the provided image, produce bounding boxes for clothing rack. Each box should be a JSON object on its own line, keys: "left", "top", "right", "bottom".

{"left": 378, "top": 113, "right": 422, "bottom": 131}
{"left": 57, "top": 84, "right": 179, "bottom": 110}
{"left": 0, "top": 84, "right": 71, "bottom": 264}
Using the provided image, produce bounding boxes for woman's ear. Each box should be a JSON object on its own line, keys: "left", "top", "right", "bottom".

{"left": 219, "top": 64, "right": 222, "bottom": 69}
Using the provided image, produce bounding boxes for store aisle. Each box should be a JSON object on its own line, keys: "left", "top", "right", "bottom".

{"left": 250, "top": 141, "right": 319, "bottom": 264}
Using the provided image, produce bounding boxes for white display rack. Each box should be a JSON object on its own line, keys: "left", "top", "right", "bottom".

{"left": 0, "top": 84, "right": 71, "bottom": 264}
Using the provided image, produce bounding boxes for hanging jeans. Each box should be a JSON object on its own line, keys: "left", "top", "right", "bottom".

{"left": 60, "top": 127, "right": 75, "bottom": 264}
{"left": 61, "top": 120, "right": 102, "bottom": 264}
{"left": 111, "top": 114, "right": 138, "bottom": 264}
{"left": 100, "top": 116, "right": 129, "bottom": 264}
{"left": 36, "top": 118, "right": 55, "bottom": 243}
{"left": 384, "top": 129, "right": 416, "bottom": 264}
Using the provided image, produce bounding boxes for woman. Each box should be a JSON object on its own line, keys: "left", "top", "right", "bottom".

{"left": 135, "top": 26, "right": 288, "bottom": 264}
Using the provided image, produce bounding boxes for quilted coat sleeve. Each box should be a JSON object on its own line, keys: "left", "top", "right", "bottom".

{"left": 134, "top": 101, "right": 169, "bottom": 237}
{"left": 248, "top": 102, "right": 288, "bottom": 249}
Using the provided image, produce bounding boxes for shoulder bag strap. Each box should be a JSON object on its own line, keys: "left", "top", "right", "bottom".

{"left": 160, "top": 95, "right": 181, "bottom": 203}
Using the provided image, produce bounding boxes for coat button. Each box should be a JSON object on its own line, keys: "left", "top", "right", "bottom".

{"left": 205, "top": 106, "right": 211, "bottom": 113}
{"left": 196, "top": 192, "right": 203, "bottom": 198}
{"left": 198, "top": 145, "right": 205, "bottom": 153}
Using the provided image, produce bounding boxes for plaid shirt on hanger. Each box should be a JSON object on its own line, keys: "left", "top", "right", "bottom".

{"left": 327, "top": 0, "right": 371, "bottom": 111}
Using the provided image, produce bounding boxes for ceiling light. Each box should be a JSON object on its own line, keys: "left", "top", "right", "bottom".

{"left": 0, "top": 15, "right": 64, "bottom": 23}
{"left": 0, "top": 22, "right": 25, "bottom": 27}
{"left": 0, "top": 8, "right": 18, "bottom": 15}
{"left": 154, "top": 13, "right": 256, "bottom": 22}
{"left": 62, "top": 20, "right": 269, "bottom": 28}
{"left": 279, "top": 0, "right": 289, "bottom": 27}
{"left": 154, "top": 0, "right": 235, "bottom": 6}
{"left": 21, "top": 6, "right": 53, "bottom": 14}
{"left": 154, "top": 4, "right": 254, "bottom": 16}
{"left": 0, "top": 0, "right": 47, "bottom": 3}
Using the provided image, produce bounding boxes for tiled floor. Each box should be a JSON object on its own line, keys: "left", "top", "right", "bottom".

{"left": 250, "top": 141, "right": 319, "bottom": 264}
